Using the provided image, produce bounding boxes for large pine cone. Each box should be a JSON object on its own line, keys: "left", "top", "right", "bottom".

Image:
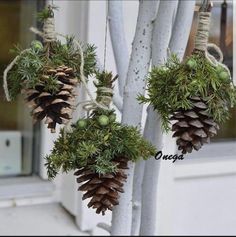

{"left": 74, "top": 156, "right": 128, "bottom": 215}
{"left": 171, "top": 96, "right": 219, "bottom": 154}
{"left": 23, "top": 65, "right": 77, "bottom": 133}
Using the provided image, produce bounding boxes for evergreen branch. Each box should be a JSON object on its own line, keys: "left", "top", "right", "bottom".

{"left": 7, "top": 38, "right": 97, "bottom": 100}
{"left": 45, "top": 109, "right": 156, "bottom": 178}
{"left": 37, "top": 5, "right": 58, "bottom": 22}
{"left": 139, "top": 53, "right": 236, "bottom": 131}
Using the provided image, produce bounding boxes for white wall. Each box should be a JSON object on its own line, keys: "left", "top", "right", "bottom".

{"left": 157, "top": 142, "right": 236, "bottom": 235}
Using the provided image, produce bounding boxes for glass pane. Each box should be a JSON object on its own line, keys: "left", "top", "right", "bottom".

{"left": 0, "top": 0, "right": 41, "bottom": 176}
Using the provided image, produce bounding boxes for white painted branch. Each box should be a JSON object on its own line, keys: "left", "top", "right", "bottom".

{"left": 140, "top": 1, "right": 196, "bottom": 235}
{"left": 111, "top": 1, "right": 158, "bottom": 235}
{"left": 152, "top": 0, "right": 178, "bottom": 66}
{"left": 131, "top": 159, "right": 145, "bottom": 236}
{"left": 140, "top": 107, "right": 163, "bottom": 236}
{"left": 97, "top": 222, "right": 111, "bottom": 233}
{"left": 131, "top": 2, "right": 162, "bottom": 234}
{"left": 108, "top": 0, "right": 129, "bottom": 96}
{"left": 169, "top": 0, "right": 196, "bottom": 58}
{"left": 113, "top": 89, "right": 123, "bottom": 112}
{"left": 139, "top": 1, "right": 179, "bottom": 235}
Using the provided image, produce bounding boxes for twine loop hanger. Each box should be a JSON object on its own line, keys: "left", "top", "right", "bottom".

{"left": 194, "top": 0, "right": 231, "bottom": 78}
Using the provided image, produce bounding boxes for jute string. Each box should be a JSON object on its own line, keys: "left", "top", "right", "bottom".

{"left": 43, "top": 18, "right": 56, "bottom": 42}
{"left": 194, "top": 12, "right": 231, "bottom": 79}
{"left": 3, "top": 49, "right": 30, "bottom": 101}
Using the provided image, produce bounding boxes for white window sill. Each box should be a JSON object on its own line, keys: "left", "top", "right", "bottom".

{"left": 0, "top": 176, "right": 55, "bottom": 207}
{"left": 173, "top": 141, "right": 236, "bottom": 179}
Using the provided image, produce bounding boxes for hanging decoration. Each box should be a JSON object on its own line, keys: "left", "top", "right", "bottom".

{"left": 139, "top": 1, "right": 236, "bottom": 154}
{"left": 3, "top": 5, "right": 97, "bottom": 132}
{"left": 46, "top": 71, "right": 156, "bottom": 215}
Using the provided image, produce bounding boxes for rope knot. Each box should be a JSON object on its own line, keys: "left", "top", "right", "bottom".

{"left": 43, "top": 17, "right": 56, "bottom": 42}
{"left": 194, "top": 12, "right": 211, "bottom": 51}
{"left": 193, "top": 10, "right": 231, "bottom": 80}
{"left": 96, "top": 86, "right": 113, "bottom": 108}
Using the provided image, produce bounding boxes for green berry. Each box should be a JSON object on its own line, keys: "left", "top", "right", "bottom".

{"left": 98, "top": 115, "right": 109, "bottom": 126}
{"left": 216, "top": 65, "right": 224, "bottom": 74}
{"left": 219, "top": 71, "right": 229, "bottom": 81}
{"left": 77, "top": 119, "right": 87, "bottom": 128}
{"left": 161, "top": 66, "right": 168, "bottom": 72}
{"left": 31, "top": 40, "right": 43, "bottom": 51}
{"left": 191, "top": 79, "right": 198, "bottom": 85}
{"left": 109, "top": 114, "right": 116, "bottom": 123}
{"left": 62, "top": 44, "right": 68, "bottom": 51}
{"left": 186, "top": 59, "right": 197, "bottom": 70}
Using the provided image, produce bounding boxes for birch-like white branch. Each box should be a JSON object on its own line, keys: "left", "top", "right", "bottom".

{"left": 152, "top": 0, "right": 178, "bottom": 66}
{"left": 139, "top": 1, "right": 179, "bottom": 235}
{"left": 140, "top": 107, "right": 163, "bottom": 236}
{"left": 131, "top": 159, "right": 145, "bottom": 236}
{"left": 169, "top": 0, "right": 196, "bottom": 58}
{"left": 97, "top": 222, "right": 111, "bottom": 233}
{"left": 108, "top": 0, "right": 129, "bottom": 96}
{"left": 113, "top": 90, "right": 123, "bottom": 112}
{"left": 131, "top": 1, "right": 163, "bottom": 234}
{"left": 110, "top": 1, "right": 158, "bottom": 235}
{"left": 140, "top": 1, "right": 196, "bottom": 235}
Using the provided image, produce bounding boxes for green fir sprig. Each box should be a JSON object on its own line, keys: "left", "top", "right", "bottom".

{"left": 37, "top": 5, "right": 58, "bottom": 21}
{"left": 45, "top": 110, "right": 156, "bottom": 179}
{"left": 7, "top": 38, "right": 97, "bottom": 100}
{"left": 45, "top": 71, "right": 156, "bottom": 179}
{"left": 6, "top": 5, "right": 97, "bottom": 100}
{"left": 139, "top": 53, "right": 236, "bottom": 131}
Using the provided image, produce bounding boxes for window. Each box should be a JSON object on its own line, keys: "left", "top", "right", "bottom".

{"left": 0, "top": 0, "right": 45, "bottom": 177}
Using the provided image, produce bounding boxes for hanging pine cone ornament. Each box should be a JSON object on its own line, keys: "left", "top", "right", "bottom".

{"left": 4, "top": 5, "right": 96, "bottom": 133}
{"left": 23, "top": 65, "right": 77, "bottom": 132}
{"left": 171, "top": 96, "right": 220, "bottom": 154}
{"left": 74, "top": 156, "right": 128, "bottom": 215}
{"left": 46, "top": 71, "right": 156, "bottom": 215}
{"left": 139, "top": 3, "right": 236, "bottom": 154}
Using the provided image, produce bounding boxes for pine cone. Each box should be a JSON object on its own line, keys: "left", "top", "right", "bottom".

{"left": 23, "top": 65, "right": 77, "bottom": 133}
{"left": 170, "top": 96, "right": 219, "bottom": 154}
{"left": 74, "top": 156, "right": 128, "bottom": 215}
